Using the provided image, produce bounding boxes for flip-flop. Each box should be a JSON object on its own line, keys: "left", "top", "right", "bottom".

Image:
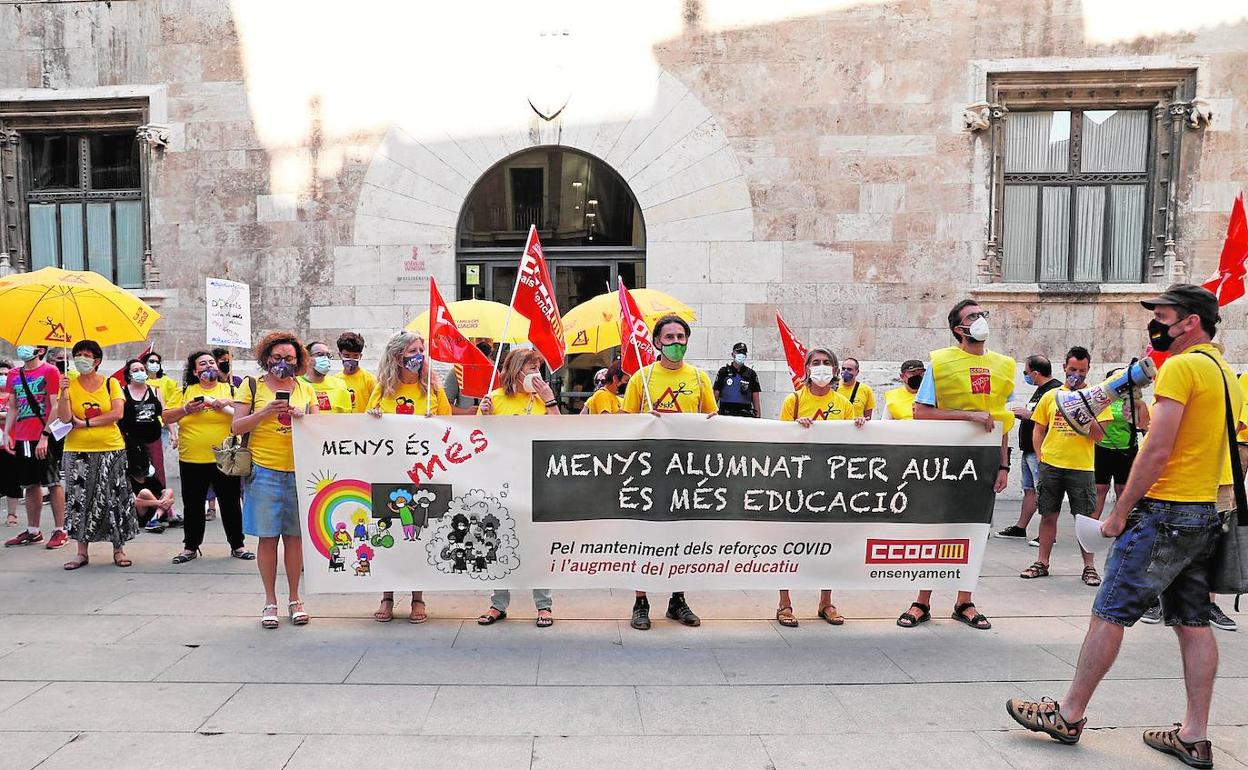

{"left": 63, "top": 555, "right": 89, "bottom": 570}
{"left": 409, "top": 600, "right": 428, "bottom": 624}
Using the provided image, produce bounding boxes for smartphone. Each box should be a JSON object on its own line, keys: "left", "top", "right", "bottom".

{"left": 192, "top": 396, "right": 205, "bottom": 404}
{"left": 275, "top": 391, "right": 291, "bottom": 402}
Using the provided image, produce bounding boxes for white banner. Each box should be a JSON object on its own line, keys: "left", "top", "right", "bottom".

{"left": 205, "top": 277, "right": 252, "bottom": 348}
{"left": 293, "top": 415, "right": 1002, "bottom": 594}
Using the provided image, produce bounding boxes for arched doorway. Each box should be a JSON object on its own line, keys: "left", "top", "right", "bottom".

{"left": 456, "top": 146, "right": 645, "bottom": 404}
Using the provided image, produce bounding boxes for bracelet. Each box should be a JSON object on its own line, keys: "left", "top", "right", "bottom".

{"left": 544, "top": 400, "right": 558, "bottom": 408}
{"left": 85, "top": 417, "right": 91, "bottom": 428}
{"left": 999, "top": 464, "right": 1010, "bottom": 471}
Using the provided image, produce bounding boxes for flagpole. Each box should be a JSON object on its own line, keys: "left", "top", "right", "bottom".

{"left": 425, "top": 356, "right": 432, "bottom": 417}
{"left": 489, "top": 226, "right": 531, "bottom": 393}
{"left": 617, "top": 278, "right": 654, "bottom": 412}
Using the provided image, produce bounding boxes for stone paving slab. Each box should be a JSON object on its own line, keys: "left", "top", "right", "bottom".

{"left": 29, "top": 732, "right": 306, "bottom": 770}
{"left": 0, "top": 731, "right": 76, "bottom": 770}
{"left": 0, "top": 682, "right": 240, "bottom": 732}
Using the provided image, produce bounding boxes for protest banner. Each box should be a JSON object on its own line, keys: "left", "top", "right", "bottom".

{"left": 294, "top": 414, "right": 1001, "bottom": 593}
{"left": 205, "top": 277, "right": 252, "bottom": 347}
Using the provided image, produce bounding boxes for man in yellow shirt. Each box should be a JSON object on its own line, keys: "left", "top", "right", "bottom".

{"left": 621, "top": 315, "right": 716, "bottom": 631}
{"left": 839, "top": 357, "right": 876, "bottom": 419}
{"left": 882, "top": 359, "right": 925, "bottom": 420}
{"left": 300, "top": 341, "right": 353, "bottom": 413}
{"left": 336, "top": 331, "right": 377, "bottom": 414}
{"left": 898, "top": 299, "right": 1014, "bottom": 632}
{"left": 1019, "top": 346, "right": 1110, "bottom": 586}
{"left": 1008, "top": 285, "right": 1241, "bottom": 766}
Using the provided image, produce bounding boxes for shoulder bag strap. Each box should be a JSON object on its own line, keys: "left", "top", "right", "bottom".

{"left": 1193, "top": 351, "right": 1248, "bottom": 526}
{"left": 18, "top": 368, "right": 47, "bottom": 428}
{"left": 1126, "top": 359, "right": 1139, "bottom": 451}
{"left": 850, "top": 382, "right": 860, "bottom": 406}
{"left": 240, "top": 376, "right": 258, "bottom": 448}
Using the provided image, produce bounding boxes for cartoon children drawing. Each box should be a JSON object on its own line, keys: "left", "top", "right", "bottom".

{"left": 388, "top": 488, "right": 417, "bottom": 541}
{"left": 447, "top": 513, "right": 470, "bottom": 544}
{"left": 333, "top": 522, "right": 352, "bottom": 548}
{"left": 328, "top": 547, "right": 346, "bottom": 572}
{"left": 352, "top": 511, "right": 369, "bottom": 542}
{"left": 353, "top": 544, "right": 374, "bottom": 576}
{"left": 370, "top": 518, "right": 395, "bottom": 549}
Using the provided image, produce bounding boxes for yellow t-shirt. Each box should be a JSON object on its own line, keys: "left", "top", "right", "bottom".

{"left": 338, "top": 368, "right": 377, "bottom": 414}
{"left": 479, "top": 388, "right": 545, "bottom": 416}
{"left": 1148, "top": 344, "right": 1243, "bottom": 503}
{"left": 168, "top": 381, "right": 236, "bottom": 464}
{"left": 884, "top": 387, "right": 916, "bottom": 420}
{"left": 779, "top": 386, "right": 855, "bottom": 421}
{"left": 149, "top": 374, "right": 179, "bottom": 407}
{"left": 367, "top": 380, "right": 452, "bottom": 416}
{"left": 843, "top": 381, "right": 876, "bottom": 418}
{"left": 585, "top": 389, "right": 623, "bottom": 415}
{"left": 64, "top": 376, "right": 125, "bottom": 452}
{"left": 621, "top": 363, "right": 717, "bottom": 414}
{"left": 235, "top": 377, "right": 316, "bottom": 472}
{"left": 1032, "top": 386, "right": 1110, "bottom": 472}
{"left": 927, "top": 346, "right": 1017, "bottom": 433}
{"left": 1237, "top": 372, "right": 1248, "bottom": 443}
{"left": 299, "top": 375, "right": 353, "bottom": 414}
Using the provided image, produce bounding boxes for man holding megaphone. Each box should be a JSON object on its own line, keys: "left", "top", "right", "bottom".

{"left": 1019, "top": 347, "right": 1111, "bottom": 587}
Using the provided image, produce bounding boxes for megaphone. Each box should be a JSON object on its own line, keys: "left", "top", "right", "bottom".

{"left": 1055, "top": 358, "right": 1156, "bottom": 436}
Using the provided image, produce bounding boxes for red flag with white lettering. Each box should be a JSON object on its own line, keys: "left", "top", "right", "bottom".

{"left": 618, "top": 278, "right": 656, "bottom": 375}
{"left": 776, "top": 313, "right": 808, "bottom": 391}
{"left": 113, "top": 341, "right": 154, "bottom": 385}
{"left": 427, "top": 278, "right": 496, "bottom": 398}
{"left": 1201, "top": 192, "right": 1248, "bottom": 307}
{"left": 511, "top": 225, "right": 566, "bottom": 369}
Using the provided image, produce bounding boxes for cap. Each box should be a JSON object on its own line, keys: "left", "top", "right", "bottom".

{"left": 732, "top": 342, "right": 748, "bottom": 354}
{"left": 900, "top": 359, "right": 926, "bottom": 373}
{"left": 1140, "top": 283, "right": 1220, "bottom": 324}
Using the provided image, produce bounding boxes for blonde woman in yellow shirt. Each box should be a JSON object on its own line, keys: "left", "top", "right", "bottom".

{"left": 477, "top": 348, "right": 558, "bottom": 627}
{"left": 232, "top": 332, "right": 319, "bottom": 629}
{"left": 365, "top": 331, "right": 452, "bottom": 624}
{"left": 57, "top": 340, "right": 138, "bottom": 570}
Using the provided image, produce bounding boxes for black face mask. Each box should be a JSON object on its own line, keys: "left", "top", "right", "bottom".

{"left": 906, "top": 374, "right": 924, "bottom": 390}
{"left": 218, "top": 360, "right": 231, "bottom": 374}
{"left": 1148, "top": 318, "right": 1182, "bottom": 352}
{"left": 53, "top": 360, "right": 67, "bottom": 374}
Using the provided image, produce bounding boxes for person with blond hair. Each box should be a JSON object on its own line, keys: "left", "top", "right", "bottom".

{"left": 366, "top": 330, "right": 451, "bottom": 623}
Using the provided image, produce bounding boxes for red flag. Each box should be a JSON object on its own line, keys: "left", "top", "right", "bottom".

{"left": 617, "top": 279, "right": 656, "bottom": 375}
{"left": 1202, "top": 192, "right": 1248, "bottom": 307}
{"left": 510, "top": 225, "right": 565, "bottom": 369}
{"left": 776, "top": 313, "right": 808, "bottom": 391}
{"left": 427, "top": 278, "right": 496, "bottom": 398}
{"left": 1144, "top": 343, "right": 1170, "bottom": 370}
{"left": 113, "top": 341, "right": 153, "bottom": 384}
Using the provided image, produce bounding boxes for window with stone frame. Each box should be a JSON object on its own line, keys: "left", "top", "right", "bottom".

{"left": 978, "top": 70, "right": 1206, "bottom": 286}
{"left": 0, "top": 99, "right": 157, "bottom": 289}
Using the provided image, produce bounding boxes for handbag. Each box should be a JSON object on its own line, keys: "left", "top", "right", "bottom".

{"left": 1193, "top": 351, "right": 1248, "bottom": 600}
{"left": 213, "top": 377, "right": 256, "bottom": 477}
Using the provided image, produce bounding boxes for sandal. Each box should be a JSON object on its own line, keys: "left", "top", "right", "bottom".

{"left": 261, "top": 603, "right": 279, "bottom": 629}
{"left": 374, "top": 597, "right": 394, "bottom": 622}
{"left": 776, "top": 606, "right": 799, "bottom": 628}
{"left": 1082, "top": 566, "right": 1102, "bottom": 587}
{"left": 1006, "top": 697, "right": 1085, "bottom": 744}
{"left": 288, "top": 600, "right": 310, "bottom": 626}
{"left": 231, "top": 548, "right": 256, "bottom": 561}
{"left": 409, "top": 599, "right": 428, "bottom": 624}
{"left": 818, "top": 604, "right": 845, "bottom": 625}
{"left": 477, "top": 609, "right": 507, "bottom": 626}
{"left": 953, "top": 602, "right": 991, "bottom": 630}
{"left": 5, "top": 512, "right": 17, "bottom": 526}
{"left": 536, "top": 609, "right": 554, "bottom": 628}
{"left": 171, "top": 549, "right": 201, "bottom": 565}
{"left": 63, "top": 554, "right": 89, "bottom": 571}
{"left": 112, "top": 550, "right": 133, "bottom": 568}
{"left": 1143, "top": 724, "right": 1214, "bottom": 769}
{"left": 1020, "top": 561, "right": 1050, "bottom": 579}
{"left": 897, "top": 602, "right": 930, "bottom": 628}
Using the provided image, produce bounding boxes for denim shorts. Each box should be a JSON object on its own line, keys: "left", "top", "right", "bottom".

{"left": 242, "top": 464, "right": 301, "bottom": 538}
{"left": 1020, "top": 452, "right": 1040, "bottom": 491}
{"left": 1092, "top": 499, "right": 1222, "bottom": 627}
{"left": 1037, "top": 462, "right": 1096, "bottom": 517}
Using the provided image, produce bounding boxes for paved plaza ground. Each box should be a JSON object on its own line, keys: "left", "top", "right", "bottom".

{"left": 2, "top": 496, "right": 1247, "bottom": 770}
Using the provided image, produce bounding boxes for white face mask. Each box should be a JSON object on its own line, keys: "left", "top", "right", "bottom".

{"left": 967, "top": 316, "right": 990, "bottom": 342}
{"left": 522, "top": 371, "right": 542, "bottom": 393}
{"left": 809, "top": 365, "right": 836, "bottom": 386}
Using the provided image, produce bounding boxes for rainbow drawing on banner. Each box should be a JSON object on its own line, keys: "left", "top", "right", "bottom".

{"left": 307, "top": 478, "right": 373, "bottom": 560}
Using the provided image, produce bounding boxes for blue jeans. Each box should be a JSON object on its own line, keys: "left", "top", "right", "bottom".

{"left": 1092, "top": 499, "right": 1222, "bottom": 627}
{"left": 1020, "top": 452, "right": 1040, "bottom": 492}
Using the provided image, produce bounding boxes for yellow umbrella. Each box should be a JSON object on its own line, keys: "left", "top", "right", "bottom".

{"left": 563, "top": 288, "right": 696, "bottom": 354}
{"left": 0, "top": 267, "right": 160, "bottom": 347}
{"left": 405, "top": 298, "right": 529, "bottom": 343}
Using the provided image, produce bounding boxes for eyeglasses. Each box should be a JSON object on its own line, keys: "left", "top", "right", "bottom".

{"left": 963, "top": 310, "right": 990, "bottom": 322}
{"left": 269, "top": 356, "right": 298, "bottom": 365}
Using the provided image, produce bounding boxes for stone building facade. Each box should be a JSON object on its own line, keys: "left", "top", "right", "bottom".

{"left": 1, "top": 1, "right": 1246, "bottom": 420}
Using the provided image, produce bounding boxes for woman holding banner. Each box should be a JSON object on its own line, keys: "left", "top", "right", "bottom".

{"left": 366, "top": 331, "right": 452, "bottom": 623}
{"left": 776, "top": 347, "right": 864, "bottom": 627}
{"left": 57, "top": 340, "right": 139, "bottom": 570}
{"left": 476, "top": 348, "right": 558, "bottom": 627}
{"left": 232, "top": 332, "right": 319, "bottom": 629}
{"left": 580, "top": 361, "right": 627, "bottom": 414}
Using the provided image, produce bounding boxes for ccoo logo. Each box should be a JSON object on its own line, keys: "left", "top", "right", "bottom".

{"left": 865, "top": 538, "right": 969, "bottom": 564}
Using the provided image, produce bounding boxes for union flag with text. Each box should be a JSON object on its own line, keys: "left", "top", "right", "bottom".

{"left": 776, "top": 312, "right": 808, "bottom": 391}
{"left": 428, "top": 278, "right": 495, "bottom": 398}
{"left": 512, "top": 225, "right": 566, "bottom": 369}
{"left": 618, "top": 278, "right": 656, "bottom": 375}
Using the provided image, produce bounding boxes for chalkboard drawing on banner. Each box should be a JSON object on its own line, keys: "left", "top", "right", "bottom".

{"left": 424, "top": 489, "right": 520, "bottom": 580}
{"left": 371, "top": 482, "right": 452, "bottom": 542}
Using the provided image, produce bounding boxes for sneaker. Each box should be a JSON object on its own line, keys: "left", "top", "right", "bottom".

{"left": 144, "top": 517, "right": 166, "bottom": 534}
{"left": 1208, "top": 603, "right": 1238, "bottom": 632}
{"left": 167, "top": 513, "right": 184, "bottom": 528}
{"left": 4, "top": 530, "right": 43, "bottom": 547}
{"left": 45, "top": 529, "right": 68, "bottom": 550}
{"left": 1140, "top": 600, "right": 1163, "bottom": 624}
{"left": 630, "top": 598, "right": 651, "bottom": 631}
{"left": 666, "top": 593, "right": 701, "bottom": 627}
{"left": 995, "top": 525, "right": 1027, "bottom": 539}
{"left": 1028, "top": 537, "right": 1041, "bottom": 547}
